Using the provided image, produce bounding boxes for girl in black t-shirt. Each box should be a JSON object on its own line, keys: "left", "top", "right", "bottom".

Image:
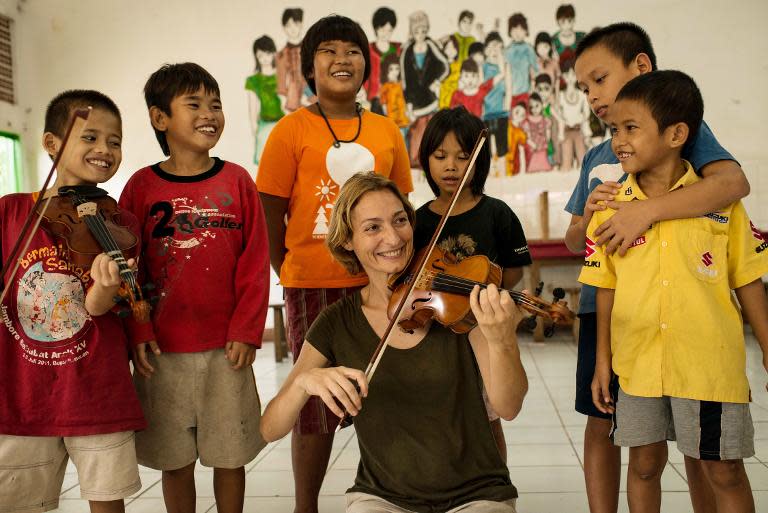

{"left": 415, "top": 107, "right": 533, "bottom": 462}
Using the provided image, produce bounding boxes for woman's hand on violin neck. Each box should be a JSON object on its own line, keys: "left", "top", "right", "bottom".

{"left": 469, "top": 284, "right": 523, "bottom": 347}
{"left": 295, "top": 366, "right": 369, "bottom": 419}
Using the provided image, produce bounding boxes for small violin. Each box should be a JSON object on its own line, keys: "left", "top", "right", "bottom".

{"left": 388, "top": 246, "right": 574, "bottom": 334}
{"left": 38, "top": 186, "right": 151, "bottom": 324}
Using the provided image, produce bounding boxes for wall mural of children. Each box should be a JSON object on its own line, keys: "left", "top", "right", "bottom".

{"left": 246, "top": 35, "right": 285, "bottom": 165}
{"left": 482, "top": 31, "right": 509, "bottom": 164}
{"left": 552, "top": 4, "right": 586, "bottom": 65}
{"left": 365, "top": 7, "right": 401, "bottom": 115}
{"left": 379, "top": 53, "right": 410, "bottom": 140}
{"left": 401, "top": 10, "right": 449, "bottom": 168}
{"left": 276, "top": 8, "right": 308, "bottom": 113}
{"left": 521, "top": 92, "right": 552, "bottom": 172}
{"left": 534, "top": 31, "right": 560, "bottom": 90}
{"left": 438, "top": 35, "right": 461, "bottom": 109}
{"left": 556, "top": 57, "right": 590, "bottom": 170}
{"left": 450, "top": 58, "right": 504, "bottom": 117}
{"left": 506, "top": 101, "right": 528, "bottom": 176}
{"left": 504, "top": 13, "right": 538, "bottom": 111}
{"left": 534, "top": 73, "right": 559, "bottom": 168}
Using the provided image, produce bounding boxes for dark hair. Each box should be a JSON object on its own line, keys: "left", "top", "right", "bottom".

{"left": 576, "top": 22, "right": 657, "bottom": 71}
{"left": 534, "top": 31, "right": 554, "bottom": 57}
{"left": 528, "top": 92, "right": 543, "bottom": 106}
{"left": 282, "top": 8, "right": 303, "bottom": 26}
{"left": 45, "top": 90, "right": 121, "bottom": 138}
{"left": 484, "top": 31, "right": 503, "bottom": 47}
{"left": 419, "top": 107, "right": 491, "bottom": 197}
{"left": 556, "top": 4, "right": 576, "bottom": 21}
{"left": 443, "top": 34, "right": 460, "bottom": 61}
{"left": 615, "top": 70, "right": 703, "bottom": 143}
{"left": 459, "top": 10, "right": 474, "bottom": 23}
{"left": 144, "top": 62, "right": 220, "bottom": 156}
{"left": 372, "top": 7, "right": 396, "bottom": 30}
{"left": 508, "top": 13, "right": 528, "bottom": 35}
{"left": 301, "top": 15, "right": 371, "bottom": 95}
{"left": 468, "top": 41, "right": 485, "bottom": 57}
{"left": 380, "top": 53, "right": 400, "bottom": 81}
{"left": 252, "top": 35, "right": 277, "bottom": 72}
{"left": 535, "top": 73, "right": 552, "bottom": 86}
{"left": 460, "top": 58, "right": 479, "bottom": 74}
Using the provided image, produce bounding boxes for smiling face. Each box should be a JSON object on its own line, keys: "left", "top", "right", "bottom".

{"left": 610, "top": 98, "right": 672, "bottom": 174}
{"left": 156, "top": 87, "right": 224, "bottom": 156}
{"left": 345, "top": 189, "right": 413, "bottom": 278}
{"left": 509, "top": 26, "right": 527, "bottom": 42}
{"left": 529, "top": 98, "right": 543, "bottom": 116}
{"left": 311, "top": 40, "right": 366, "bottom": 101}
{"left": 575, "top": 44, "right": 644, "bottom": 122}
{"left": 47, "top": 107, "right": 122, "bottom": 186}
{"left": 535, "top": 81, "right": 553, "bottom": 103}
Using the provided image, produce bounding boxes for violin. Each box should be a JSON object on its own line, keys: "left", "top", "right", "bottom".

{"left": 388, "top": 246, "right": 574, "bottom": 334}
{"left": 39, "top": 186, "right": 151, "bottom": 324}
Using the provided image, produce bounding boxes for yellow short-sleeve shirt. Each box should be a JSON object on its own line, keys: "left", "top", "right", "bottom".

{"left": 578, "top": 161, "right": 768, "bottom": 403}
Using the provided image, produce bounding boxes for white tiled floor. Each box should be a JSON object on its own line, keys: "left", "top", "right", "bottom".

{"left": 56, "top": 332, "right": 768, "bottom": 512}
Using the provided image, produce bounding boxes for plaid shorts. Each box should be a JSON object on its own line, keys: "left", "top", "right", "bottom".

{"left": 284, "top": 286, "right": 362, "bottom": 435}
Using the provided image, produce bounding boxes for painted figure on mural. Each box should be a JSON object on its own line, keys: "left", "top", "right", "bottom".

{"left": 534, "top": 31, "right": 560, "bottom": 92}
{"left": 438, "top": 35, "right": 461, "bottom": 110}
{"left": 450, "top": 58, "right": 504, "bottom": 118}
{"left": 534, "top": 73, "right": 559, "bottom": 169}
{"left": 556, "top": 57, "right": 590, "bottom": 170}
{"left": 552, "top": 4, "right": 586, "bottom": 66}
{"left": 482, "top": 31, "right": 509, "bottom": 164}
{"left": 401, "top": 10, "right": 448, "bottom": 168}
{"left": 506, "top": 101, "right": 528, "bottom": 176}
{"left": 246, "top": 35, "right": 285, "bottom": 165}
{"left": 504, "top": 13, "right": 538, "bottom": 112}
{"left": 365, "top": 7, "right": 401, "bottom": 115}
{"left": 276, "top": 8, "right": 309, "bottom": 114}
{"left": 521, "top": 92, "right": 552, "bottom": 172}
{"left": 379, "top": 53, "right": 410, "bottom": 141}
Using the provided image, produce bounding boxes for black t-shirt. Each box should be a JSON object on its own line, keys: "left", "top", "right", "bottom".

{"left": 306, "top": 291, "right": 517, "bottom": 512}
{"left": 414, "top": 195, "right": 532, "bottom": 268}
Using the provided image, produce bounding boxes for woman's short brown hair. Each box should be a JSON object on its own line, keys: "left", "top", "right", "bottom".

{"left": 326, "top": 172, "right": 415, "bottom": 275}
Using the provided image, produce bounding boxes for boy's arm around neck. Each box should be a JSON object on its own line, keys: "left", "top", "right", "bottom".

{"left": 597, "top": 160, "right": 749, "bottom": 256}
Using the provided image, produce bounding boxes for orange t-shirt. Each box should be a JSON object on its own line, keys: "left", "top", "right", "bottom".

{"left": 257, "top": 108, "right": 414, "bottom": 288}
{"left": 379, "top": 82, "right": 409, "bottom": 128}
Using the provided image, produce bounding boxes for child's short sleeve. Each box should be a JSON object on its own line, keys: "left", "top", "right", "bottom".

{"left": 684, "top": 120, "right": 737, "bottom": 174}
{"left": 255, "top": 116, "right": 299, "bottom": 198}
{"left": 726, "top": 202, "right": 768, "bottom": 289}
{"left": 496, "top": 203, "right": 532, "bottom": 268}
{"left": 387, "top": 123, "right": 414, "bottom": 194}
{"left": 578, "top": 211, "right": 617, "bottom": 289}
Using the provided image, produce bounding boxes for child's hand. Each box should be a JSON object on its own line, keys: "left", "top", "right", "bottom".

{"left": 225, "top": 341, "right": 256, "bottom": 370}
{"left": 591, "top": 363, "right": 614, "bottom": 414}
{"left": 595, "top": 199, "right": 654, "bottom": 256}
{"left": 90, "top": 253, "right": 130, "bottom": 290}
{"left": 583, "top": 182, "right": 620, "bottom": 227}
{"left": 133, "top": 340, "right": 161, "bottom": 378}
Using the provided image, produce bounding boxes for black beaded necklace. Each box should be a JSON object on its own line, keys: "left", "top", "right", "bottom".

{"left": 316, "top": 102, "right": 363, "bottom": 148}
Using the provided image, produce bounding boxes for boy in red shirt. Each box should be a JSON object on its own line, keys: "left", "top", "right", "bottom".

{"left": 0, "top": 90, "right": 145, "bottom": 513}
{"left": 119, "top": 63, "right": 269, "bottom": 513}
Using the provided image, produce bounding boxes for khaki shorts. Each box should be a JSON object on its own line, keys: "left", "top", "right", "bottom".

{"left": 0, "top": 431, "right": 140, "bottom": 512}
{"left": 346, "top": 492, "right": 517, "bottom": 512}
{"left": 134, "top": 348, "right": 265, "bottom": 470}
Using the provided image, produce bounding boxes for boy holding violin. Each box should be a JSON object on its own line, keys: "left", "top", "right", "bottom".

{"left": 118, "top": 62, "right": 269, "bottom": 513}
{"left": 0, "top": 90, "right": 146, "bottom": 513}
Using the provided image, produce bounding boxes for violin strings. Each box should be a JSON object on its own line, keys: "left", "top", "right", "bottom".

{"left": 418, "top": 270, "right": 544, "bottom": 311}
{"left": 82, "top": 213, "right": 139, "bottom": 294}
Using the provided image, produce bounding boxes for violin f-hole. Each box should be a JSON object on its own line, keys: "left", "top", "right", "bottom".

{"left": 410, "top": 293, "right": 432, "bottom": 310}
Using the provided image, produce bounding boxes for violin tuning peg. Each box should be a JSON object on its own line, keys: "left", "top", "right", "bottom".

{"left": 534, "top": 281, "right": 544, "bottom": 297}
{"left": 115, "top": 308, "right": 131, "bottom": 318}
{"left": 552, "top": 287, "right": 565, "bottom": 301}
{"left": 522, "top": 315, "right": 538, "bottom": 331}
{"left": 544, "top": 324, "right": 556, "bottom": 338}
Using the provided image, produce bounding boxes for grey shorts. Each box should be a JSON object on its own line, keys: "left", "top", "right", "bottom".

{"left": 612, "top": 387, "right": 755, "bottom": 460}
{"left": 134, "top": 349, "right": 266, "bottom": 470}
{"left": 345, "top": 492, "right": 517, "bottom": 513}
{"left": 0, "top": 432, "right": 140, "bottom": 512}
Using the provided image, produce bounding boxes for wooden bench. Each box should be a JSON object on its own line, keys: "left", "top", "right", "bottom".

{"left": 269, "top": 302, "right": 289, "bottom": 362}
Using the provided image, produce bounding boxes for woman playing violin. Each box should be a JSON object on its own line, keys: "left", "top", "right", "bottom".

{"left": 260, "top": 172, "right": 527, "bottom": 513}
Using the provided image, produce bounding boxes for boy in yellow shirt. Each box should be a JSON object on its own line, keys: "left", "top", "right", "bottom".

{"left": 580, "top": 70, "right": 768, "bottom": 513}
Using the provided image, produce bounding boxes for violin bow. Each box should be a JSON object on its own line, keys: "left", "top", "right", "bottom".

{"left": 336, "top": 128, "right": 489, "bottom": 431}
{"left": 0, "top": 108, "right": 91, "bottom": 305}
